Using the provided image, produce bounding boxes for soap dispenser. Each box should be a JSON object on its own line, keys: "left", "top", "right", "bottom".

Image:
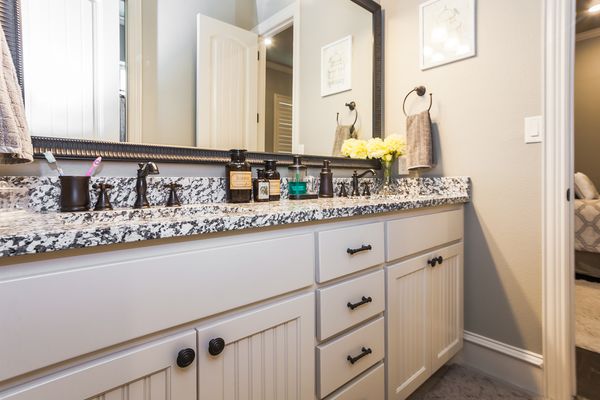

{"left": 288, "top": 155, "right": 308, "bottom": 197}
{"left": 319, "top": 160, "right": 333, "bottom": 198}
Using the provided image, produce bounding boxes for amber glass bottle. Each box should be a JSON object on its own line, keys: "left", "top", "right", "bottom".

{"left": 225, "top": 149, "right": 252, "bottom": 203}
{"left": 264, "top": 160, "right": 281, "bottom": 201}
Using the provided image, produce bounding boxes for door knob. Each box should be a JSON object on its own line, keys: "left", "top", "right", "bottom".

{"left": 208, "top": 337, "right": 226, "bottom": 356}
{"left": 176, "top": 348, "right": 196, "bottom": 368}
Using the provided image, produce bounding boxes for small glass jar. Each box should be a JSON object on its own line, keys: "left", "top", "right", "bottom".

{"left": 253, "top": 169, "right": 270, "bottom": 203}
{"left": 288, "top": 155, "right": 307, "bottom": 196}
{"left": 225, "top": 149, "right": 252, "bottom": 203}
{"left": 264, "top": 160, "right": 281, "bottom": 201}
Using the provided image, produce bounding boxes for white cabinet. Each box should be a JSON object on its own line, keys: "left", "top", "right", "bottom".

{"left": 0, "top": 331, "right": 196, "bottom": 400}
{"left": 196, "top": 293, "right": 315, "bottom": 400}
{"left": 386, "top": 243, "right": 463, "bottom": 400}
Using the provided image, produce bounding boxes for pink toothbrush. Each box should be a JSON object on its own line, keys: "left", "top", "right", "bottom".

{"left": 86, "top": 157, "right": 102, "bottom": 177}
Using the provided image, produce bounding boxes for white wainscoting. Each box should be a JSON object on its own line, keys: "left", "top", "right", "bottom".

{"left": 454, "top": 331, "right": 544, "bottom": 396}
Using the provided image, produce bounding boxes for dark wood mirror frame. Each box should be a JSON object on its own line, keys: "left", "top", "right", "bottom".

{"left": 4, "top": 0, "right": 383, "bottom": 169}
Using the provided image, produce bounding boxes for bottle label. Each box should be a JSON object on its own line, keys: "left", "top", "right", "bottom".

{"left": 257, "top": 181, "right": 270, "bottom": 200}
{"left": 230, "top": 171, "right": 252, "bottom": 190}
{"left": 269, "top": 180, "right": 281, "bottom": 196}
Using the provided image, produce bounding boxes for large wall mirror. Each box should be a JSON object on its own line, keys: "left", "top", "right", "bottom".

{"left": 10, "top": 0, "right": 382, "bottom": 166}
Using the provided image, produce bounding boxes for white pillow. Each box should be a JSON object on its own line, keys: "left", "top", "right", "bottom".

{"left": 574, "top": 172, "right": 600, "bottom": 200}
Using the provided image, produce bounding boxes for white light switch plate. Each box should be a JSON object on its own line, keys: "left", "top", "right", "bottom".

{"left": 524, "top": 116, "right": 543, "bottom": 143}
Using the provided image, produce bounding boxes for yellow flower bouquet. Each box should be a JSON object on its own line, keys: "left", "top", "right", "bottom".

{"left": 341, "top": 134, "right": 406, "bottom": 192}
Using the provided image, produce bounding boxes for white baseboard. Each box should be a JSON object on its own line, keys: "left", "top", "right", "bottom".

{"left": 454, "top": 331, "right": 544, "bottom": 396}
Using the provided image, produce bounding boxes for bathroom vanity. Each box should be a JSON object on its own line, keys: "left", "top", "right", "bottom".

{"left": 0, "top": 177, "right": 468, "bottom": 400}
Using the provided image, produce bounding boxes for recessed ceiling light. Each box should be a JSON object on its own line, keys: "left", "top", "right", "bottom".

{"left": 264, "top": 38, "right": 273, "bottom": 47}
{"left": 589, "top": 3, "right": 600, "bottom": 13}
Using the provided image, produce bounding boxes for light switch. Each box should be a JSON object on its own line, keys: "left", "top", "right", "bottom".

{"left": 524, "top": 116, "right": 543, "bottom": 143}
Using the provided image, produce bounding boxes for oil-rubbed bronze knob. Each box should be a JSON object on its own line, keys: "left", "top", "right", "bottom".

{"left": 208, "top": 337, "right": 226, "bottom": 356}
{"left": 176, "top": 348, "right": 196, "bottom": 368}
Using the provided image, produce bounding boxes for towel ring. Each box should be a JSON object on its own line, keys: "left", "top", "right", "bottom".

{"left": 337, "top": 101, "right": 359, "bottom": 135}
{"left": 402, "top": 86, "right": 433, "bottom": 117}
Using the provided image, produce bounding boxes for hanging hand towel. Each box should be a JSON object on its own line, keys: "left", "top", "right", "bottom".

{"left": 0, "top": 22, "right": 32, "bottom": 164}
{"left": 332, "top": 125, "right": 355, "bottom": 157}
{"left": 406, "top": 110, "right": 433, "bottom": 170}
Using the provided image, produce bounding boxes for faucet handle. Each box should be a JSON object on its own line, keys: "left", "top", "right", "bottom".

{"left": 92, "top": 183, "right": 113, "bottom": 211}
{"left": 361, "top": 182, "right": 371, "bottom": 197}
{"left": 339, "top": 182, "right": 349, "bottom": 197}
{"left": 165, "top": 182, "right": 182, "bottom": 207}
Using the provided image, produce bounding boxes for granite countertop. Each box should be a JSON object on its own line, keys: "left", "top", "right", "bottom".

{"left": 0, "top": 176, "right": 470, "bottom": 258}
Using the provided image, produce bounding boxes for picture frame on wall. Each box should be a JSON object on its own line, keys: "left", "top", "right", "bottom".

{"left": 420, "top": 0, "right": 476, "bottom": 70}
{"left": 321, "top": 35, "right": 352, "bottom": 97}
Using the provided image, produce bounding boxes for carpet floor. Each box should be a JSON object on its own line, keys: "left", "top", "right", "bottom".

{"left": 407, "top": 365, "right": 537, "bottom": 400}
{"left": 576, "top": 279, "right": 600, "bottom": 353}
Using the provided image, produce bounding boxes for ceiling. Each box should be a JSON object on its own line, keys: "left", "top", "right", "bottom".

{"left": 577, "top": 0, "right": 600, "bottom": 33}
{"left": 266, "top": 26, "right": 293, "bottom": 68}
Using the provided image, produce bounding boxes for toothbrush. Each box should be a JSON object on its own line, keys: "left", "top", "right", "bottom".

{"left": 43, "top": 152, "right": 64, "bottom": 176}
{"left": 85, "top": 157, "right": 102, "bottom": 177}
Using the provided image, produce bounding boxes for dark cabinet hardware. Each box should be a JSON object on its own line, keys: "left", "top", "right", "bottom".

{"left": 347, "top": 347, "right": 372, "bottom": 364}
{"left": 347, "top": 296, "right": 373, "bottom": 310}
{"left": 208, "top": 337, "right": 226, "bottom": 356}
{"left": 347, "top": 244, "right": 373, "bottom": 255}
{"left": 428, "top": 256, "right": 444, "bottom": 267}
{"left": 176, "top": 348, "right": 196, "bottom": 368}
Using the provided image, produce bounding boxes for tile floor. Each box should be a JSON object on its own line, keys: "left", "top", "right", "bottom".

{"left": 407, "top": 364, "right": 538, "bottom": 400}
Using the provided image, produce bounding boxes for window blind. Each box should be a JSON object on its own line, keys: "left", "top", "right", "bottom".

{"left": 0, "top": 0, "right": 23, "bottom": 89}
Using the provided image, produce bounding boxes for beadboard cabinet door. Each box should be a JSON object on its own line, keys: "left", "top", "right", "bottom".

{"left": 196, "top": 293, "right": 315, "bottom": 400}
{"left": 0, "top": 331, "right": 196, "bottom": 400}
{"left": 386, "top": 243, "right": 464, "bottom": 400}
{"left": 386, "top": 253, "right": 431, "bottom": 400}
{"left": 430, "top": 244, "right": 464, "bottom": 371}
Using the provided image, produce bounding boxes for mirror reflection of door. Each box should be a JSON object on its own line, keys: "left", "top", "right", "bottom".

{"left": 263, "top": 27, "right": 294, "bottom": 154}
{"left": 196, "top": 14, "right": 259, "bottom": 151}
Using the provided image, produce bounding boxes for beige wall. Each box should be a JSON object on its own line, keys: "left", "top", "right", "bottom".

{"left": 575, "top": 35, "right": 600, "bottom": 188}
{"left": 382, "top": 0, "right": 543, "bottom": 353}
{"left": 298, "top": 0, "right": 373, "bottom": 156}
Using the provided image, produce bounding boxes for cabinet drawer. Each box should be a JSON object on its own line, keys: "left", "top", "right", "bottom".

{"left": 317, "top": 317, "right": 384, "bottom": 398}
{"left": 0, "top": 234, "right": 314, "bottom": 381}
{"left": 327, "top": 364, "right": 385, "bottom": 400}
{"left": 317, "top": 270, "right": 384, "bottom": 341}
{"left": 386, "top": 209, "right": 463, "bottom": 261}
{"left": 317, "top": 222, "right": 384, "bottom": 283}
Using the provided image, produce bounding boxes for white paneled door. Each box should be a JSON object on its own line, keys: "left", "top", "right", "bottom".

{"left": 196, "top": 14, "right": 259, "bottom": 151}
{"left": 0, "top": 331, "right": 197, "bottom": 400}
{"left": 196, "top": 293, "right": 315, "bottom": 400}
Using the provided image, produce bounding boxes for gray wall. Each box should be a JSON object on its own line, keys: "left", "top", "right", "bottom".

{"left": 299, "top": 0, "right": 373, "bottom": 156}
{"left": 575, "top": 35, "right": 600, "bottom": 188}
{"left": 381, "top": 0, "right": 543, "bottom": 353}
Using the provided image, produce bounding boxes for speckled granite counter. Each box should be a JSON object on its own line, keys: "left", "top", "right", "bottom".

{"left": 0, "top": 176, "right": 470, "bottom": 258}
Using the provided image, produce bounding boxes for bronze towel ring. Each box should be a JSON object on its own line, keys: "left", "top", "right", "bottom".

{"left": 402, "top": 86, "right": 433, "bottom": 117}
{"left": 337, "top": 101, "right": 359, "bottom": 135}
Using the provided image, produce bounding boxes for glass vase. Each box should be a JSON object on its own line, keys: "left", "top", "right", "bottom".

{"left": 380, "top": 159, "right": 394, "bottom": 195}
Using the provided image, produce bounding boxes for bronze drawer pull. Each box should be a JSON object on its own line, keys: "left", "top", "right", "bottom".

{"left": 347, "top": 347, "right": 372, "bottom": 364}
{"left": 347, "top": 244, "right": 372, "bottom": 255}
{"left": 347, "top": 296, "right": 373, "bottom": 310}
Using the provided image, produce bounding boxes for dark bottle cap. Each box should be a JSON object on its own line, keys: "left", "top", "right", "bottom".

{"left": 289, "top": 155, "right": 306, "bottom": 170}
{"left": 264, "top": 160, "right": 277, "bottom": 171}
{"left": 229, "top": 149, "right": 247, "bottom": 162}
{"left": 257, "top": 169, "right": 266, "bottom": 179}
{"left": 321, "top": 160, "right": 331, "bottom": 173}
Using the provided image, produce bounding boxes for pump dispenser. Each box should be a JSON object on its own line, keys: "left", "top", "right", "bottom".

{"left": 319, "top": 160, "right": 333, "bottom": 198}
